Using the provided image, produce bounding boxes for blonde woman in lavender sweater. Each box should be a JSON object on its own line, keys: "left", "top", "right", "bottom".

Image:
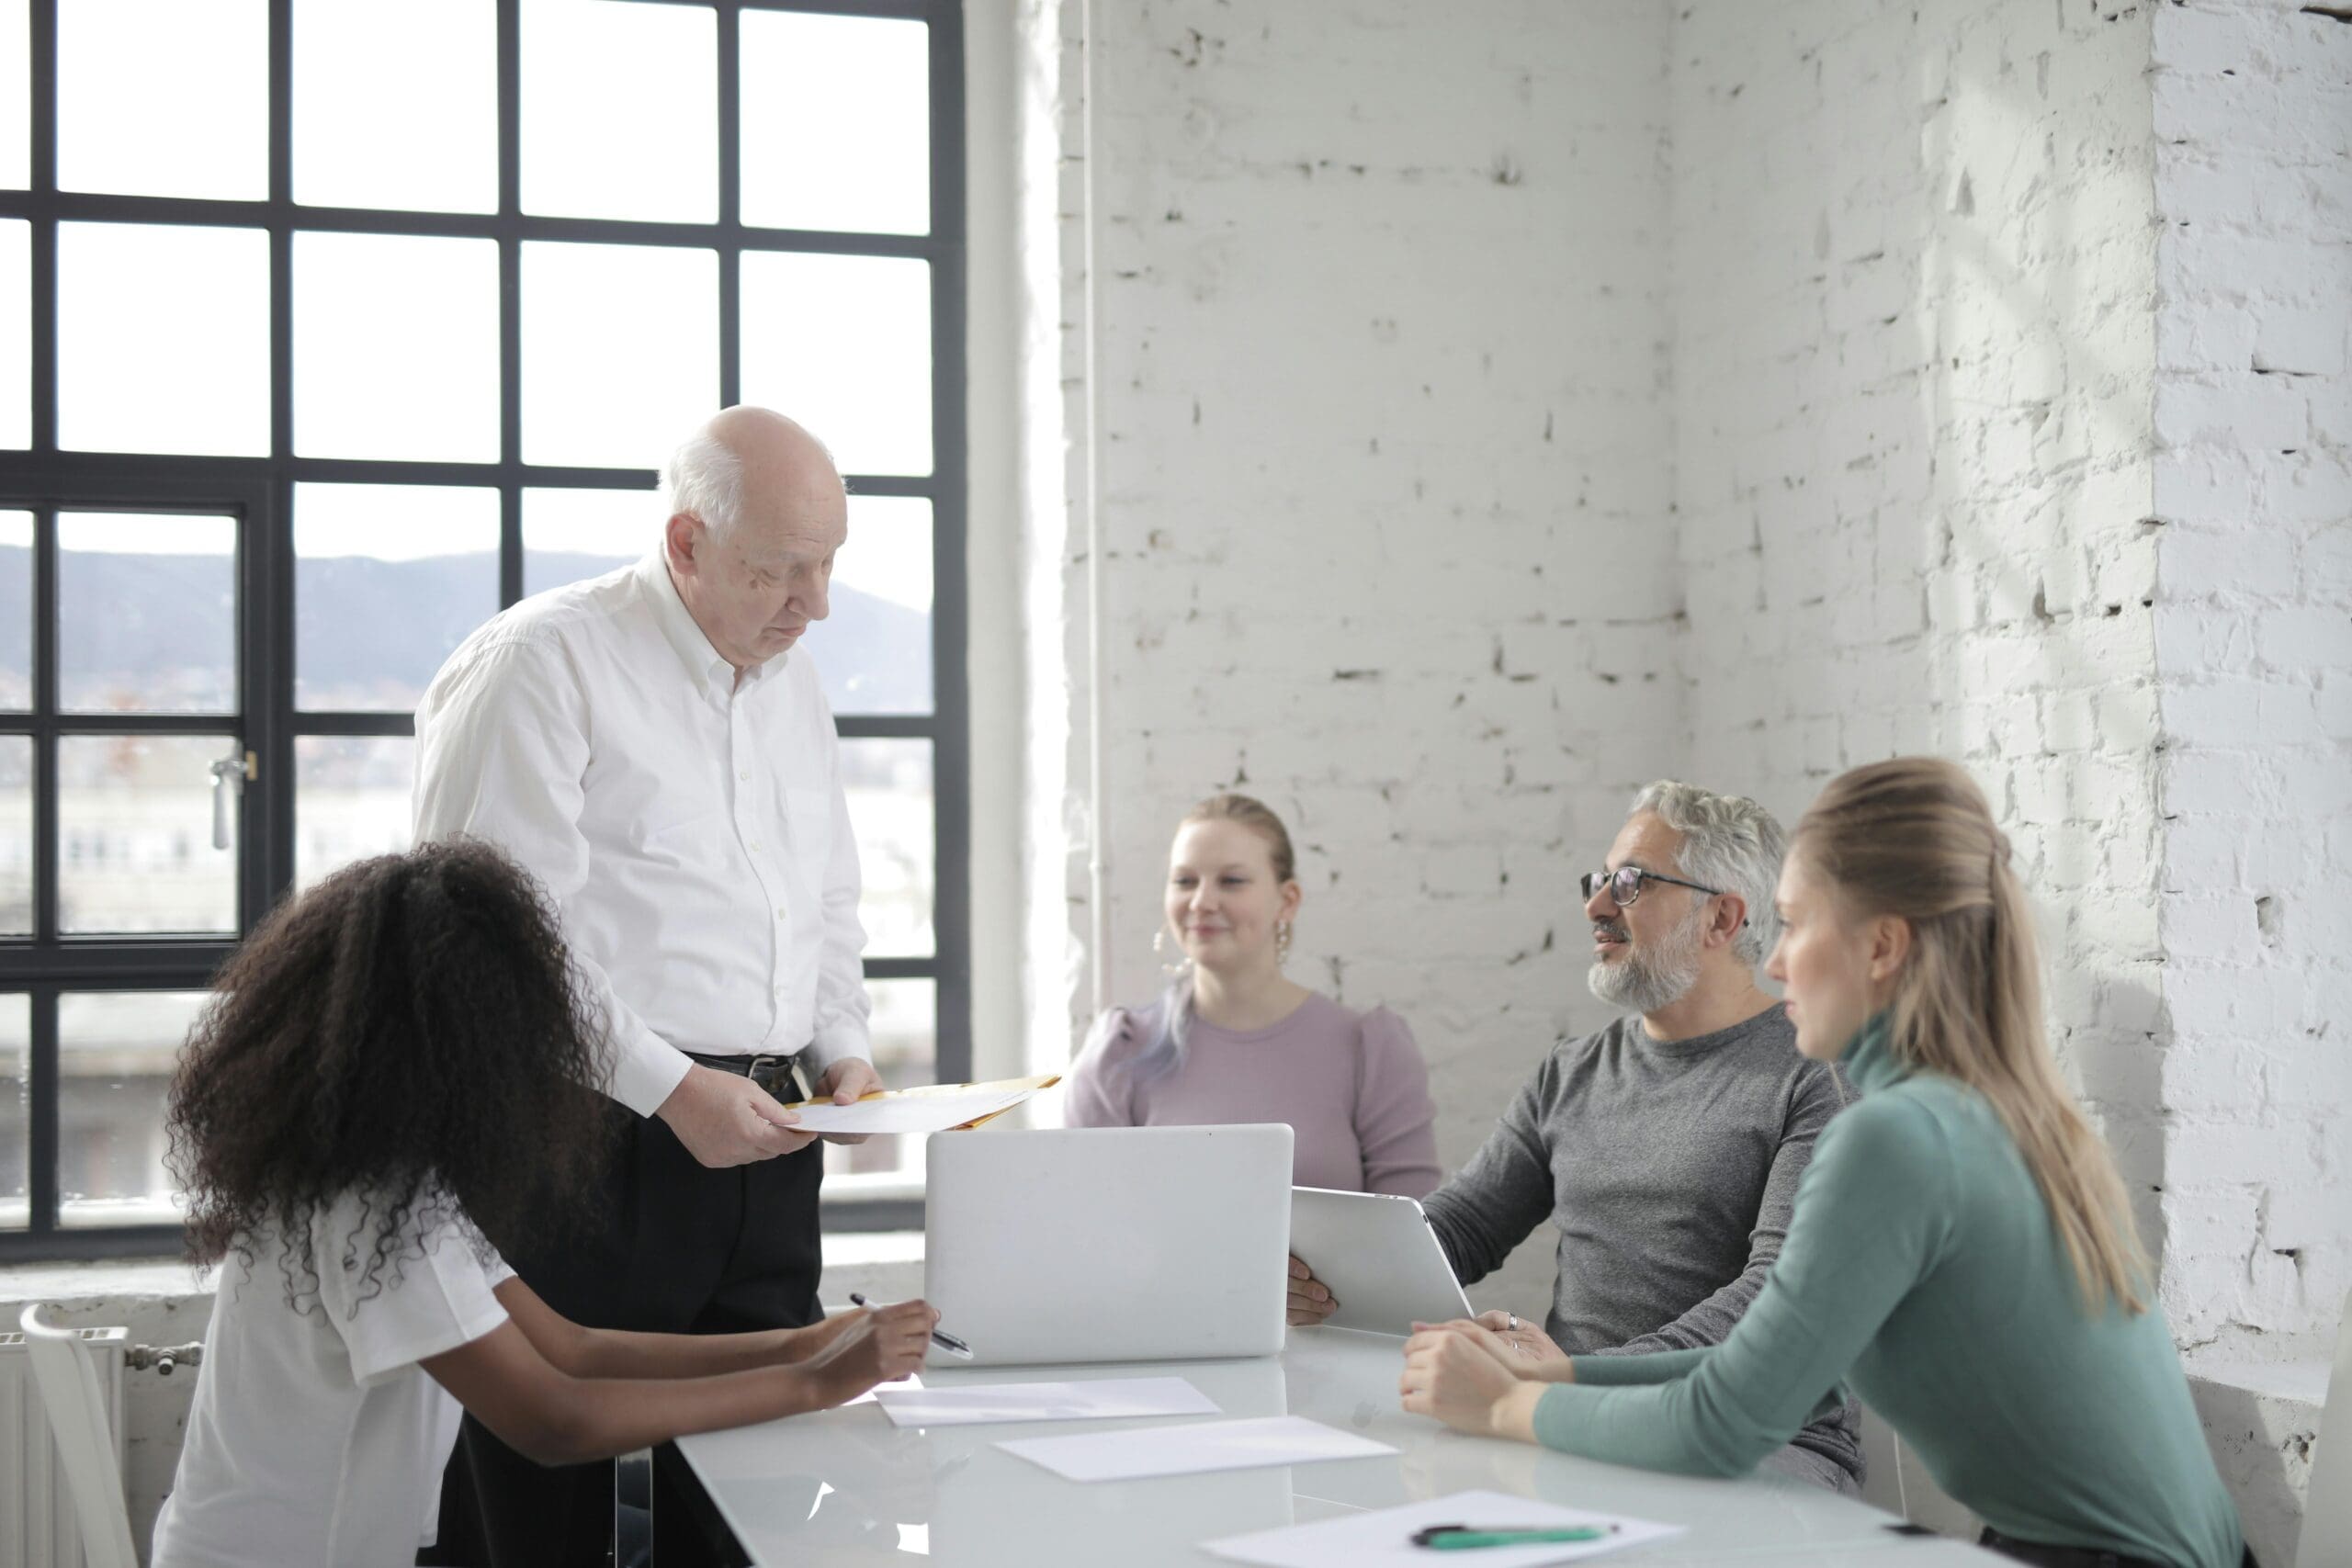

{"left": 1064, "top": 793, "right": 1442, "bottom": 1198}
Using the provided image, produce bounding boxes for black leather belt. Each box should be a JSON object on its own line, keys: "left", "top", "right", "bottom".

{"left": 682, "top": 1049, "right": 804, "bottom": 1098}
{"left": 1977, "top": 1529, "right": 2181, "bottom": 1568}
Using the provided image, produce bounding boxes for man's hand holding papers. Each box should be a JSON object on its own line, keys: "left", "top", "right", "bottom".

{"left": 777, "top": 1075, "right": 1061, "bottom": 1138}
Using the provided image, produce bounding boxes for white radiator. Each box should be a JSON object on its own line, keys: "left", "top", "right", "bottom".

{"left": 0, "top": 1324, "right": 128, "bottom": 1568}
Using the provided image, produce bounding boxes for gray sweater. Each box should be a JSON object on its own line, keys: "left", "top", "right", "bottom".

{"left": 1422, "top": 1004, "right": 1863, "bottom": 1483}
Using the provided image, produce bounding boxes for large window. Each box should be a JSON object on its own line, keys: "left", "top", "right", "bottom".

{"left": 0, "top": 0, "right": 968, "bottom": 1258}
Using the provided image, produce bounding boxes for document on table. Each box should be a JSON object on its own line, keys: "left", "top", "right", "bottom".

{"left": 841, "top": 1374, "right": 920, "bottom": 1408}
{"left": 996, "top": 1415, "right": 1394, "bottom": 1483}
{"left": 778, "top": 1074, "right": 1059, "bottom": 1136}
{"left": 1203, "top": 1489, "right": 1683, "bottom": 1567}
{"left": 876, "top": 1375, "right": 1218, "bottom": 1428}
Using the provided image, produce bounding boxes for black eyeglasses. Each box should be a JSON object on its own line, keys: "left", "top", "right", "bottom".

{"left": 1580, "top": 865, "right": 1724, "bottom": 908}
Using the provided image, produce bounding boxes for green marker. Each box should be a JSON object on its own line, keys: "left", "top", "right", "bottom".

{"left": 1410, "top": 1523, "right": 1617, "bottom": 1550}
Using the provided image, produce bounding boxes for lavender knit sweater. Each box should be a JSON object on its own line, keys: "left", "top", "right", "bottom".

{"left": 1064, "top": 991, "right": 1442, "bottom": 1198}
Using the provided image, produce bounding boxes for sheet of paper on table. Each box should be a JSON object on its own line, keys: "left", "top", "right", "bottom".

{"left": 1202, "top": 1489, "right": 1684, "bottom": 1568}
{"left": 875, "top": 1375, "right": 1218, "bottom": 1428}
{"left": 780, "top": 1074, "right": 1059, "bottom": 1136}
{"left": 995, "top": 1415, "right": 1394, "bottom": 1483}
{"left": 840, "top": 1374, "right": 921, "bottom": 1408}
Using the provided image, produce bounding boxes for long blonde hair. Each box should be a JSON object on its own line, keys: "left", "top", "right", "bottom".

{"left": 1792, "top": 758, "right": 2149, "bottom": 1314}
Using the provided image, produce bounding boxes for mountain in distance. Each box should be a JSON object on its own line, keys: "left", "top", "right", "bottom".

{"left": 0, "top": 546, "right": 933, "bottom": 716}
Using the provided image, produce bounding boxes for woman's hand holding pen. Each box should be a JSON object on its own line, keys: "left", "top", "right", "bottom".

{"left": 777, "top": 1304, "right": 874, "bottom": 1365}
{"left": 1400, "top": 1322, "right": 1553, "bottom": 1443}
{"left": 799, "top": 1299, "right": 938, "bottom": 1407}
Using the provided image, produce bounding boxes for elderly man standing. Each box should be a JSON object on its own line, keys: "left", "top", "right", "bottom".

{"left": 1288, "top": 782, "right": 1863, "bottom": 1494}
{"left": 412, "top": 407, "right": 881, "bottom": 1565}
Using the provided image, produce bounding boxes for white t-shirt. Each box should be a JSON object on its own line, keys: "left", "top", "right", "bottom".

{"left": 151, "top": 1191, "right": 514, "bottom": 1568}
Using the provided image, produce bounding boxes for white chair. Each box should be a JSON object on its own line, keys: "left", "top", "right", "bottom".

{"left": 2300, "top": 1288, "right": 2352, "bottom": 1568}
{"left": 17, "top": 1303, "right": 139, "bottom": 1568}
{"left": 1856, "top": 1401, "right": 1980, "bottom": 1539}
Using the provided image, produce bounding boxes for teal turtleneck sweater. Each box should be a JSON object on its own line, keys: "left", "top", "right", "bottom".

{"left": 1530, "top": 1016, "right": 2242, "bottom": 1568}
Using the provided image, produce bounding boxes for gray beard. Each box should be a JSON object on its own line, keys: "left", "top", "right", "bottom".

{"left": 1587, "top": 905, "right": 1707, "bottom": 1014}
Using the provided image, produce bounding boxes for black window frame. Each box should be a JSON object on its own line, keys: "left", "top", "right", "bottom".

{"left": 0, "top": 0, "right": 967, "bottom": 1260}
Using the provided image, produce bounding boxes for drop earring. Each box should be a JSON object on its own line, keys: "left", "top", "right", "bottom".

{"left": 1274, "top": 920, "right": 1294, "bottom": 968}
{"left": 1153, "top": 927, "right": 1191, "bottom": 979}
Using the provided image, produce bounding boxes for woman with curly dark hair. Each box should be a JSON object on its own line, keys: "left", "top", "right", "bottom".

{"left": 151, "top": 840, "right": 934, "bottom": 1568}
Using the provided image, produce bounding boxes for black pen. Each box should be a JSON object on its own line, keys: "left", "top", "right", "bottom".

{"left": 848, "top": 1292, "right": 975, "bottom": 1359}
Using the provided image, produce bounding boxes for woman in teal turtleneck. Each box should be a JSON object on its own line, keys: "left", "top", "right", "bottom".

{"left": 1400, "top": 758, "right": 2247, "bottom": 1568}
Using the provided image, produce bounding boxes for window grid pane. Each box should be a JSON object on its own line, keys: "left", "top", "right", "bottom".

{"left": 842, "top": 739, "right": 933, "bottom": 960}
{"left": 741, "top": 11, "right": 931, "bottom": 237}
{"left": 0, "top": 736, "right": 29, "bottom": 936}
{"left": 741, "top": 253, "right": 934, "bottom": 478}
{"left": 58, "top": 513, "right": 238, "bottom": 716}
{"left": 5, "top": 3, "right": 962, "bottom": 1254}
{"left": 295, "top": 735, "right": 416, "bottom": 892}
{"left": 0, "top": 994, "right": 26, "bottom": 1231}
{"left": 293, "top": 0, "right": 497, "bottom": 215}
{"left": 523, "top": 487, "right": 660, "bottom": 597}
{"left": 825, "top": 496, "right": 934, "bottom": 716}
{"left": 59, "top": 735, "right": 242, "bottom": 936}
{"left": 820, "top": 977, "right": 935, "bottom": 1185}
{"left": 57, "top": 222, "right": 272, "bottom": 457}
{"left": 0, "top": 0, "right": 27, "bottom": 192}
{"left": 57, "top": 990, "right": 207, "bottom": 1229}
{"left": 57, "top": 0, "right": 267, "bottom": 202}
{"left": 293, "top": 231, "right": 502, "bottom": 463}
{"left": 294, "top": 483, "right": 500, "bottom": 712}
{"left": 521, "top": 0, "right": 716, "bottom": 223}
{"left": 521, "top": 242, "right": 718, "bottom": 470}
{"left": 0, "top": 510, "right": 28, "bottom": 709}
{"left": 1, "top": 220, "right": 27, "bottom": 449}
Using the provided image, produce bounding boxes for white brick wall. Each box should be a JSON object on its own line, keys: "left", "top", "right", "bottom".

{"left": 2151, "top": 0, "right": 2352, "bottom": 1367}
{"left": 1665, "top": 0, "right": 2352, "bottom": 1436}
{"left": 1042, "top": 0, "right": 1684, "bottom": 1311}
{"left": 1024, "top": 5, "right": 2349, "bottom": 1463}
{"left": 1671, "top": 0, "right": 2172, "bottom": 1241}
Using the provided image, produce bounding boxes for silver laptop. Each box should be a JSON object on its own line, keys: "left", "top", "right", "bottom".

{"left": 922, "top": 1124, "right": 1294, "bottom": 1366}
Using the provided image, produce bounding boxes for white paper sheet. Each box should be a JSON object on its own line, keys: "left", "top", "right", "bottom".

{"left": 995, "top": 1415, "right": 1394, "bottom": 1483}
{"left": 1202, "top": 1489, "right": 1683, "bottom": 1567}
{"left": 840, "top": 1373, "right": 921, "bottom": 1408}
{"left": 782, "top": 1079, "right": 1046, "bottom": 1135}
{"left": 876, "top": 1375, "right": 1219, "bottom": 1428}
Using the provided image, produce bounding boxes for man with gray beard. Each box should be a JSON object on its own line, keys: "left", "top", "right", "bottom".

{"left": 1286, "top": 782, "right": 1862, "bottom": 1492}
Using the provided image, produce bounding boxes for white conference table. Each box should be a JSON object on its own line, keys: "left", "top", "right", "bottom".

{"left": 670, "top": 1326, "right": 1995, "bottom": 1567}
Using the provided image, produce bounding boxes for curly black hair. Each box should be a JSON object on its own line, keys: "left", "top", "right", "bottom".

{"left": 168, "top": 839, "right": 616, "bottom": 1310}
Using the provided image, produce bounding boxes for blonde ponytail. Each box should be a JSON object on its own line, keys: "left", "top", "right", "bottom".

{"left": 1794, "top": 759, "right": 2149, "bottom": 1314}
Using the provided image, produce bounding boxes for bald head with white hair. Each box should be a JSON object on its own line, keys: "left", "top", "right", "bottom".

{"left": 662, "top": 406, "right": 847, "bottom": 677}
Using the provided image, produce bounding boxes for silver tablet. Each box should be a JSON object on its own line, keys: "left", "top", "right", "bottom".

{"left": 1287, "top": 1186, "right": 1474, "bottom": 1337}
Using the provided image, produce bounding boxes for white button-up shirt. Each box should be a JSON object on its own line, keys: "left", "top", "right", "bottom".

{"left": 413, "top": 553, "right": 871, "bottom": 1117}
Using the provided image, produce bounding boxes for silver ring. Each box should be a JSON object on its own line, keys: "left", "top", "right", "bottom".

{"left": 1507, "top": 1313, "right": 1519, "bottom": 1333}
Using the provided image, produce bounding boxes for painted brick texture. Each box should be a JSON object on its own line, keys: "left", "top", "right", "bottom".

{"left": 1052, "top": 0, "right": 1683, "bottom": 1311}
{"left": 2152, "top": 0, "right": 2352, "bottom": 1366}
{"left": 1037, "top": 0, "right": 2347, "bottom": 1392}
{"left": 1670, "top": 0, "right": 2172, "bottom": 1247}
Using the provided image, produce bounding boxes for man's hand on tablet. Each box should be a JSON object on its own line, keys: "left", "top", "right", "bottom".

{"left": 1287, "top": 1254, "right": 1340, "bottom": 1325}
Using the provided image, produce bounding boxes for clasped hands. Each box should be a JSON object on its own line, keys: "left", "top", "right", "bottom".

{"left": 1398, "top": 1314, "right": 1569, "bottom": 1442}
{"left": 1286, "top": 1254, "right": 1569, "bottom": 1443}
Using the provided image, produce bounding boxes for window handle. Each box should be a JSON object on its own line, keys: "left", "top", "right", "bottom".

{"left": 209, "top": 750, "right": 254, "bottom": 852}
